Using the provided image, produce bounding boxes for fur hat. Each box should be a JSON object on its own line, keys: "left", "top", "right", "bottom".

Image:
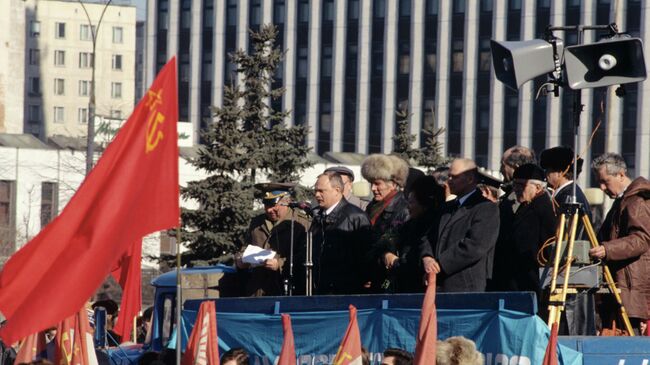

{"left": 436, "top": 336, "right": 484, "bottom": 365}
{"left": 361, "top": 154, "right": 410, "bottom": 188}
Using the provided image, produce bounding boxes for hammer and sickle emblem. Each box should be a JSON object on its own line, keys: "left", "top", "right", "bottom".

{"left": 146, "top": 112, "right": 165, "bottom": 153}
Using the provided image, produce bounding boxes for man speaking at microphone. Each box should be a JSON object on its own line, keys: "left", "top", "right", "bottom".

{"left": 236, "top": 182, "right": 310, "bottom": 296}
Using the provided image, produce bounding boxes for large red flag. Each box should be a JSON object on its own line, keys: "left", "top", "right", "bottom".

{"left": 332, "top": 305, "right": 363, "bottom": 365}
{"left": 542, "top": 323, "right": 559, "bottom": 365}
{"left": 414, "top": 272, "right": 437, "bottom": 365}
{"left": 0, "top": 58, "right": 179, "bottom": 345}
{"left": 277, "top": 314, "right": 296, "bottom": 365}
{"left": 14, "top": 331, "right": 47, "bottom": 364}
{"left": 54, "top": 307, "right": 98, "bottom": 365}
{"left": 111, "top": 239, "right": 142, "bottom": 341}
{"left": 182, "top": 301, "right": 220, "bottom": 365}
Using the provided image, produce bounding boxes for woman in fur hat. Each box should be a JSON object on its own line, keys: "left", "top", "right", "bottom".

{"left": 361, "top": 154, "right": 411, "bottom": 292}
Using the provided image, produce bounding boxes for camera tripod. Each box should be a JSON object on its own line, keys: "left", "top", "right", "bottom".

{"left": 546, "top": 202, "right": 634, "bottom": 335}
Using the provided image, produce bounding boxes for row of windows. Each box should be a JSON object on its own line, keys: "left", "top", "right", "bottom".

{"left": 28, "top": 105, "right": 122, "bottom": 124}
{"left": 30, "top": 21, "right": 124, "bottom": 43}
{"left": 0, "top": 181, "right": 58, "bottom": 239}
{"left": 28, "top": 78, "right": 122, "bottom": 99}
{"left": 33, "top": 50, "right": 123, "bottom": 70}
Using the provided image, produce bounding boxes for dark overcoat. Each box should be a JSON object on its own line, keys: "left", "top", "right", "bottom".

{"left": 432, "top": 190, "right": 500, "bottom": 292}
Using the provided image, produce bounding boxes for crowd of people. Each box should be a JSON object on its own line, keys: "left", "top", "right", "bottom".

{"left": 236, "top": 147, "right": 650, "bottom": 336}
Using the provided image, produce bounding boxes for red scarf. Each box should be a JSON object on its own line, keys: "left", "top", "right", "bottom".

{"left": 369, "top": 190, "right": 398, "bottom": 226}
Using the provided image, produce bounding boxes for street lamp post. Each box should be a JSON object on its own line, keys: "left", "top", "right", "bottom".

{"left": 79, "top": 0, "right": 113, "bottom": 175}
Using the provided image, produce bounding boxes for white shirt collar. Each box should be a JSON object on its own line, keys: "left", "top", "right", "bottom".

{"left": 325, "top": 200, "right": 341, "bottom": 215}
{"left": 458, "top": 190, "right": 476, "bottom": 206}
{"left": 552, "top": 180, "right": 573, "bottom": 198}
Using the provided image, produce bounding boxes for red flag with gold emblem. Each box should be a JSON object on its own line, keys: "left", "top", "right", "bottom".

{"left": 414, "top": 272, "right": 437, "bottom": 365}
{"left": 54, "top": 307, "right": 98, "bottom": 365}
{"left": 0, "top": 58, "right": 179, "bottom": 345}
{"left": 182, "top": 301, "right": 220, "bottom": 365}
{"left": 277, "top": 314, "right": 296, "bottom": 365}
{"left": 14, "top": 331, "right": 47, "bottom": 364}
{"left": 332, "top": 305, "right": 363, "bottom": 365}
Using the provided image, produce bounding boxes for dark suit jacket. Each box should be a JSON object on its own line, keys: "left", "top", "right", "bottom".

{"left": 433, "top": 190, "right": 500, "bottom": 292}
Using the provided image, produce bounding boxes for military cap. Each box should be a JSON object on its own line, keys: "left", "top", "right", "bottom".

{"left": 513, "top": 163, "right": 546, "bottom": 181}
{"left": 539, "top": 146, "right": 583, "bottom": 175}
{"left": 324, "top": 165, "right": 355, "bottom": 181}
{"left": 477, "top": 168, "right": 503, "bottom": 189}
{"left": 254, "top": 182, "right": 295, "bottom": 205}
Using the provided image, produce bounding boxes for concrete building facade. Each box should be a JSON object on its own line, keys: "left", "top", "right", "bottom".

{"left": 0, "top": 0, "right": 137, "bottom": 139}
{"left": 145, "top": 0, "right": 650, "bottom": 187}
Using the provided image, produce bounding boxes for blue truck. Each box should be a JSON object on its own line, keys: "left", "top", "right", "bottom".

{"left": 107, "top": 265, "right": 650, "bottom": 365}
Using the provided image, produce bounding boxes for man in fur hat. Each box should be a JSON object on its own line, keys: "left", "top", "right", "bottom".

{"left": 539, "top": 146, "right": 591, "bottom": 219}
{"left": 361, "top": 154, "right": 410, "bottom": 292}
{"left": 421, "top": 158, "right": 499, "bottom": 292}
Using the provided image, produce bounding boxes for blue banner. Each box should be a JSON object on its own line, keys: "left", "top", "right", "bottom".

{"left": 174, "top": 306, "right": 582, "bottom": 365}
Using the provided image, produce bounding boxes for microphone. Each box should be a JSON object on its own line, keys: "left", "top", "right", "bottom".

{"left": 288, "top": 201, "right": 314, "bottom": 212}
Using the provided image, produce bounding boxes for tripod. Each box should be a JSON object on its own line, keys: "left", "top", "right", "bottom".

{"left": 545, "top": 202, "right": 634, "bottom": 335}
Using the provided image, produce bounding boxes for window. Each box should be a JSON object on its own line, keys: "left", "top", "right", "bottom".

{"left": 112, "top": 26, "right": 123, "bottom": 43}
{"left": 78, "top": 108, "right": 88, "bottom": 124}
{"left": 29, "top": 77, "right": 41, "bottom": 95}
{"left": 0, "top": 181, "right": 16, "bottom": 239}
{"left": 79, "top": 80, "right": 91, "bottom": 96}
{"left": 54, "top": 50, "right": 65, "bottom": 66}
{"left": 111, "top": 82, "right": 122, "bottom": 99}
{"left": 112, "top": 54, "right": 123, "bottom": 70}
{"left": 452, "top": 40, "right": 464, "bottom": 72}
{"left": 29, "top": 49, "right": 40, "bottom": 65}
{"left": 41, "top": 182, "right": 58, "bottom": 228}
{"left": 54, "top": 78, "right": 65, "bottom": 95}
{"left": 79, "top": 52, "right": 93, "bottom": 68}
{"left": 80, "top": 24, "right": 94, "bottom": 41}
{"left": 30, "top": 21, "right": 40, "bottom": 37}
{"left": 53, "top": 106, "right": 65, "bottom": 123}
{"left": 29, "top": 105, "right": 41, "bottom": 122}
{"left": 55, "top": 22, "right": 66, "bottom": 38}
{"left": 110, "top": 109, "right": 122, "bottom": 119}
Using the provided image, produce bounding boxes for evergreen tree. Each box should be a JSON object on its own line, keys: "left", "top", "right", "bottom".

{"left": 392, "top": 108, "right": 423, "bottom": 163}
{"left": 417, "top": 111, "right": 448, "bottom": 171}
{"left": 178, "top": 24, "right": 311, "bottom": 266}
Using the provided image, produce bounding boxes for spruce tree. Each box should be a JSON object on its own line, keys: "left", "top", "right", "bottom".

{"left": 392, "top": 108, "right": 422, "bottom": 163}
{"left": 178, "top": 24, "right": 311, "bottom": 266}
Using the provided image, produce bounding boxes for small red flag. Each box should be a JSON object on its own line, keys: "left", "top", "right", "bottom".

{"left": 0, "top": 58, "right": 179, "bottom": 345}
{"left": 277, "top": 314, "right": 296, "bottom": 365}
{"left": 414, "top": 272, "right": 437, "bottom": 365}
{"left": 111, "top": 240, "right": 143, "bottom": 341}
{"left": 332, "top": 305, "right": 363, "bottom": 365}
{"left": 542, "top": 323, "right": 559, "bottom": 365}
{"left": 182, "top": 301, "right": 220, "bottom": 365}
{"left": 54, "top": 307, "right": 98, "bottom": 365}
{"left": 14, "top": 331, "right": 47, "bottom": 364}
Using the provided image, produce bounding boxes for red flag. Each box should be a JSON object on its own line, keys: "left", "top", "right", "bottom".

{"left": 277, "top": 314, "right": 296, "bottom": 365}
{"left": 14, "top": 331, "right": 47, "bottom": 364}
{"left": 0, "top": 58, "right": 179, "bottom": 345}
{"left": 414, "top": 272, "right": 437, "bottom": 365}
{"left": 332, "top": 305, "right": 363, "bottom": 365}
{"left": 111, "top": 240, "right": 142, "bottom": 341}
{"left": 55, "top": 307, "right": 98, "bottom": 365}
{"left": 542, "top": 323, "right": 559, "bottom": 365}
{"left": 182, "top": 301, "right": 220, "bottom": 365}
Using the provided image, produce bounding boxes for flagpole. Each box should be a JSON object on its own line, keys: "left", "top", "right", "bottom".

{"left": 176, "top": 226, "right": 182, "bottom": 365}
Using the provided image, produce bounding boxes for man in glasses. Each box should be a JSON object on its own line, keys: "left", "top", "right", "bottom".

{"left": 421, "top": 158, "right": 500, "bottom": 292}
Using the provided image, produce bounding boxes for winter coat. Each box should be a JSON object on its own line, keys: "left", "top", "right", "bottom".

{"left": 312, "top": 198, "right": 372, "bottom": 294}
{"left": 598, "top": 177, "right": 650, "bottom": 319}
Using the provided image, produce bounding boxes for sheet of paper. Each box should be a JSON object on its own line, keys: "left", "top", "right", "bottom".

{"left": 242, "top": 244, "right": 276, "bottom": 265}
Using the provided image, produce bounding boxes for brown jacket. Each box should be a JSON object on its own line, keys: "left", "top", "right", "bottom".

{"left": 243, "top": 208, "right": 310, "bottom": 296}
{"left": 599, "top": 177, "right": 650, "bottom": 319}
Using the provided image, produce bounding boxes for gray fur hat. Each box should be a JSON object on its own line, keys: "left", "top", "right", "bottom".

{"left": 361, "top": 154, "right": 409, "bottom": 188}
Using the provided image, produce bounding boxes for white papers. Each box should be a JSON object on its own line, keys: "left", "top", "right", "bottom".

{"left": 242, "top": 245, "right": 276, "bottom": 265}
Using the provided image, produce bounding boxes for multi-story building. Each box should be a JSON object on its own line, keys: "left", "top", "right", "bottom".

{"left": 145, "top": 0, "right": 650, "bottom": 187}
{"left": 1, "top": 0, "right": 137, "bottom": 139}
